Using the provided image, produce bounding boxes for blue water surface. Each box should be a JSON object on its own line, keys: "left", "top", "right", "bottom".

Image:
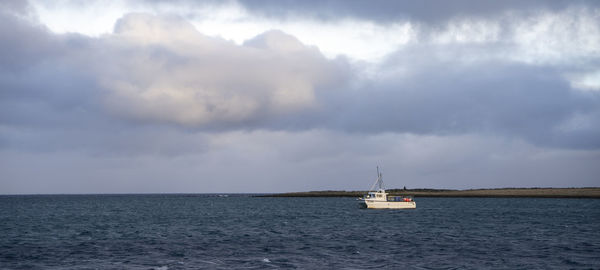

{"left": 1, "top": 195, "right": 599, "bottom": 269}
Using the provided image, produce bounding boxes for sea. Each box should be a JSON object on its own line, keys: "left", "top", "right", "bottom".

{"left": 1, "top": 194, "right": 599, "bottom": 269}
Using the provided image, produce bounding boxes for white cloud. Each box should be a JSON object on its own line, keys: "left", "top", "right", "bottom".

{"left": 30, "top": 0, "right": 129, "bottom": 36}
{"left": 431, "top": 18, "right": 501, "bottom": 44}
{"left": 28, "top": 1, "right": 600, "bottom": 66}
{"left": 568, "top": 70, "right": 600, "bottom": 91}
{"left": 96, "top": 14, "right": 346, "bottom": 127}
{"left": 27, "top": 0, "right": 417, "bottom": 62}
{"left": 510, "top": 7, "right": 600, "bottom": 66}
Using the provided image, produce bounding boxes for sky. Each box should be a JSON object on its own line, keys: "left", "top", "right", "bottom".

{"left": 1, "top": 0, "right": 599, "bottom": 194}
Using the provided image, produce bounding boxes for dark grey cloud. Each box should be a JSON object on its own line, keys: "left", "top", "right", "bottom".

{"left": 3, "top": 131, "right": 600, "bottom": 194}
{"left": 1, "top": 4, "right": 600, "bottom": 193}
{"left": 323, "top": 61, "right": 600, "bottom": 149}
{"left": 235, "top": 0, "right": 598, "bottom": 24}
{"left": 6, "top": 0, "right": 600, "bottom": 196}
{"left": 0, "top": 12, "right": 211, "bottom": 157}
{"left": 0, "top": 12, "right": 97, "bottom": 142}
{"left": 257, "top": 36, "right": 600, "bottom": 150}
{"left": 0, "top": 0, "right": 32, "bottom": 16}
{"left": 1, "top": 9, "right": 599, "bottom": 161}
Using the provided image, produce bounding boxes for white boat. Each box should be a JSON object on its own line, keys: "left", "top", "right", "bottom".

{"left": 357, "top": 167, "right": 416, "bottom": 209}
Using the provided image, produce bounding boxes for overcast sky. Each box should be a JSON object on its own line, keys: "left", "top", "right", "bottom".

{"left": 1, "top": 0, "right": 599, "bottom": 194}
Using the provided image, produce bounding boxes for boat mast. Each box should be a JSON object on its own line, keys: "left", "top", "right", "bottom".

{"left": 368, "top": 166, "right": 386, "bottom": 192}
{"left": 377, "top": 166, "right": 384, "bottom": 190}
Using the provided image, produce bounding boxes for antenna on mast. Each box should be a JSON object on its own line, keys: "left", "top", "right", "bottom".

{"left": 377, "top": 166, "right": 384, "bottom": 190}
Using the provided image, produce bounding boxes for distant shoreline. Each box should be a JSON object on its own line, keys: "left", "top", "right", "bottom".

{"left": 257, "top": 188, "right": 600, "bottom": 198}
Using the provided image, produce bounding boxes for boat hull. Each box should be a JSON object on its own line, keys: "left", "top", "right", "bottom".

{"left": 360, "top": 200, "right": 416, "bottom": 209}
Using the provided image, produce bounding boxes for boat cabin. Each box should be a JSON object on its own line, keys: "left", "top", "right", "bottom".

{"left": 364, "top": 190, "right": 413, "bottom": 202}
{"left": 364, "top": 190, "right": 387, "bottom": 200}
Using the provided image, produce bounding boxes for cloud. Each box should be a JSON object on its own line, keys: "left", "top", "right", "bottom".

{"left": 0, "top": 0, "right": 32, "bottom": 16}
{"left": 1, "top": 9, "right": 599, "bottom": 157}
{"left": 1, "top": 2, "right": 600, "bottom": 193}
{"left": 100, "top": 14, "right": 348, "bottom": 128}
{"left": 0, "top": 11, "right": 349, "bottom": 156}
{"left": 3, "top": 131, "right": 600, "bottom": 194}
{"left": 27, "top": 0, "right": 600, "bottom": 64}
{"left": 236, "top": 0, "right": 598, "bottom": 24}
{"left": 330, "top": 57, "right": 600, "bottom": 149}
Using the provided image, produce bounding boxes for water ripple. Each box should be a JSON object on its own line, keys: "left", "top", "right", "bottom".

{"left": 0, "top": 195, "right": 599, "bottom": 269}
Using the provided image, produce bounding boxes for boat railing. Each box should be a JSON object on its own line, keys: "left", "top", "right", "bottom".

{"left": 387, "top": 196, "right": 414, "bottom": 202}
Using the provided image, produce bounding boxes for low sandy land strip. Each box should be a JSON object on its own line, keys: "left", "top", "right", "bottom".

{"left": 259, "top": 188, "right": 600, "bottom": 198}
